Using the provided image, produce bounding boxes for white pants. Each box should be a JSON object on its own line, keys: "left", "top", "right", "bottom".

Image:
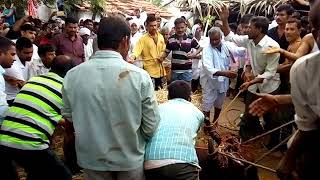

{"left": 202, "top": 87, "right": 226, "bottom": 112}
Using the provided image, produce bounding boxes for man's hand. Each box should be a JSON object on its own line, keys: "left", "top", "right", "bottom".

{"left": 186, "top": 52, "right": 195, "bottom": 59}
{"left": 224, "top": 70, "right": 237, "bottom": 79}
{"left": 158, "top": 57, "right": 165, "bottom": 62}
{"left": 249, "top": 94, "right": 278, "bottom": 117}
{"left": 219, "top": 5, "right": 230, "bottom": 22}
{"left": 127, "top": 56, "right": 135, "bottom": 64}
{"left": 262, "top": 47, "right": 282, "bottom": 54}
{"left": 243, "top": 71, "right": 255, "bottom": 82}
{"left": 239, "top": 81, "right": 251, "bottom": 92}
{"left": 4, "top": 76, "right": 23, "bottom": 88}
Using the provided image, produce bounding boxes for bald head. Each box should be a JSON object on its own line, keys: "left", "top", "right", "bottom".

{"left": 50, "top": 55, "right": 76, "bottom": 78}
{"left": 309, "top": 0, "right": 320, "bottom": 47}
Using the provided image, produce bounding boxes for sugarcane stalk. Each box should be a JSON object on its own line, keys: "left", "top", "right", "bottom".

{"left": 212, "top": 91, "right": 242, "bottom": 126}
{"left": 203, "top": 5, "right": 211, "bottom": 37}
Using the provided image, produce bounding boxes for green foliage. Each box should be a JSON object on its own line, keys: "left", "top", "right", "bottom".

{"left": 200, "top": 15, "right": 215, "bottom": 26}
{"left": 150, "top": 0, "right": 162, "bottom": 7}
{"left": 90, "top": 0, "right": 106, "bottom": 15}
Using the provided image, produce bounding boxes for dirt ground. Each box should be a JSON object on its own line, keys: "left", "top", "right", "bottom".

{"left": 19, "top": 92, "right": 283, "bottom": 180}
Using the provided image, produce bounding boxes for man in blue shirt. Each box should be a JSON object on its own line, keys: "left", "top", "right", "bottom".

{"left": 145, "top": 80, "right": 204, "bottom": 180}
{"left": 62, "top": 16, "right": 160, "bottom": 180}
{"left": 0, "top": 36, "right": 16, "bottom": 123}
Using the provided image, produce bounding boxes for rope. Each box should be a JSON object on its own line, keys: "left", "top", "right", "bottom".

{"left": 213, "top": 91, "right": 242, "bottom": 126}
{"left": 241, "top": 120, "right": 295, "bottom": 145}
{"left": 217, "top": 151, "right": 277, "bottom": 173}
{"left": 244, "top": 134, "right": 293, "bottom": 171}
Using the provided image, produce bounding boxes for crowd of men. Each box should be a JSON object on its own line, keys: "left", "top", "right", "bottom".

{"left": 0, "top": 0, "right": 319, "bottom": 179}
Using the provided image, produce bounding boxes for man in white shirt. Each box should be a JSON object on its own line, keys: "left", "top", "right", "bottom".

{"left": 13, "top": 24, "right": 40, "bottom": 66}
{"left": 4, "top": 37, "right": 33, "bottom": 105}
{"left": 132, "top": 8, "right": 147, "bottom": 31}
{"left": 219, "top": 6, "right": 280, "bottom": 140}
{"left": 200, "top": 27, "right": 241, "bottom": 122}
{"left": 248, "top": 1, "right": 320, "bottom": 179}
{"left": 28, "top": 44, "right": 56, "bottom": 78}
{"left": 129, "top": 19, "right": 143, "bottom": 68}
{"left": 0, "top": 36, "right": 16, "bottom": 123}
{"left": 79, "top": 27, "right": 93, "bottom": 61}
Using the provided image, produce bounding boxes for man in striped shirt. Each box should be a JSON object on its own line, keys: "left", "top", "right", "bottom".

{"left": 160, "top": 18, "right": 203, "bottom": 83}
{"left": 0, "top": 55, "right": 75, "bottom": 180}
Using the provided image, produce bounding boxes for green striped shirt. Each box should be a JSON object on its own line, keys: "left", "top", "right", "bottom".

{"left": 0, "top": 72, "right": 63, "bottom": 150}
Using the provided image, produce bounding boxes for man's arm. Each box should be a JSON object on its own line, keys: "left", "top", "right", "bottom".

{"left": 266, "top": 34, "right": 312, "bottom": 61}
{"left": 160, "top": 40, "right": 172, "bottom": 61}
{"left": 62, "top": 83, "right": 72, "bottom": 121}
{"left": 188, "top": 38, "right": 203, "bottom": 59}
{"left": 140, "top": 74, "right": 160, "bottom": 139}
{"left": 277, "top": 63, "right": 293, "bottom": 73}
{"left": 241, "top": 52, "right": 280, "bottom": 91}
{"left": 249, "top": 94, "right": 292, "bottom": 117}
{"left": 219, "top": 5, "right": 231, "bottom": 37}
{"left": 131, "top": 37, "right": 145, "bottom": 61}
{"left": 202, "top": 46, "right": 237, "bottom": 78}
{"left": 219, "top": 5, "right": 249, "bottom": 47}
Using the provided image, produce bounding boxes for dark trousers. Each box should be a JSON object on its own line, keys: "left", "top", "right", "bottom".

{"left": 145, "top": 163, "right": 199, "bottom": 180}
{"left": 152, "top": 77, "right": 163, "bottom": 90}
{"left": 7, "top": 99, "right": 14, "bottom": 106}
{"left": 235, "top": 68, "right": 244, "bottom": 91}
{"left": 0, "top": 145, "right": 72, "bottom": 180}
{"left": 239, "top": 88, "right": 280, "bottom": 141}
{"left": 191, "top": 78, "right": 200, "bottom": 93}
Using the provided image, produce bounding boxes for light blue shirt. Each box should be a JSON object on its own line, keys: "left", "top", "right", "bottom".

{"left": 0, "top": 66, "right": 8, "bottom": 123}
{"left": 62, "top": 50, "right": 160, "bottom": 171}
{"left": 145, "top": 98, "right": 204, "bottom": 166}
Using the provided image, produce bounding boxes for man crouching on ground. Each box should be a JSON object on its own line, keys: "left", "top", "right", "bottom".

{"left": 144, "top": 80, "right": 204, "bottom": 180}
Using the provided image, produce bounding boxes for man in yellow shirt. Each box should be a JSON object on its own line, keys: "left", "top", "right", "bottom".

{"left": 130, "top": 15, "right": 166, "bottom": 90}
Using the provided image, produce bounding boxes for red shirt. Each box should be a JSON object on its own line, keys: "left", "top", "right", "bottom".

{"left": 53, "top": 33, "right": 85, "bottom": 65}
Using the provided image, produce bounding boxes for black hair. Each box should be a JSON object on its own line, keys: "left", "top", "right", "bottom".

{"left": 292, "top": 11, "right": 301, "bottom": 20}
{"left": 181, "top": 16, "right": 186, "bottom": 20}
{"left": 250, "top": 16, "right": 270, "bottom": 35}
{"left": 168, "top": 80, "right": 191, "bottom": 101}
{"left": 174, "top": 17, "right": 186, "bottom": 26}
{"left": 38, "top": 44, "right": 56, "bottom": 57}
{"left": 300, "top": 16, "right": 309, "bottom": 26}
{"left": 145, "top": 15, "right": 157, "bottom": 25}
{"left": 16, "top": 37, "right": 33, "bottom": 51}
{"left": 84, "top": 19, "right": 93, "bottom": 25}
{"left": 20, "top": 24, "right": 36, "bottom": 32}
{"left": 97, "top": 16, "right": 131, "bottom": 50}
{"left": 50, "top": 56, "right": 76, "bottom": 78}
{"left": 310, "top": 0, "right": 320, "bottom": 30}
{"left": 0, "top": 36, "right": 15, "bottom": 52}
{"left": 229, "top": 23, "right": 238, "bottom": 32}
{"left": 287, "top": 18, "right": 302, "bottom": 29}
{"left": 94, "top": 21, "right": 99, "bottom": 26}
{"left": 239, "top": 14, "right": 255, "bottom": 25}
{"left": 276, "top": 4, "right": 295, "bottom": 16}
{"left": 32, "top": 18, "right": 42, "bottom": 28}
{"left": 65, "top": 17, "right": 78, "bottom": 25}
{"left": 194, "top": 19, "right": 202, "bottom": 25}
